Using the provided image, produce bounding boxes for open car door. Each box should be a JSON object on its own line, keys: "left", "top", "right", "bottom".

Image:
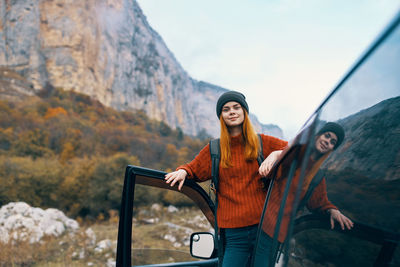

{"left": 116, "top": 166, "right": 218, "bottom": 266}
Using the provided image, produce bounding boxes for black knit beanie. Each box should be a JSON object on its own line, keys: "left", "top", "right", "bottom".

{"left": 216, "top": 91, "right": 249, "bottom": 118}
{"left": 316, "top": 122, "right": 345, "bottom": 149}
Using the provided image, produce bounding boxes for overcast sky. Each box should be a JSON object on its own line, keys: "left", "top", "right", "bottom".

{"left": 136, "top": 0, "right": 399, "bottom": 139}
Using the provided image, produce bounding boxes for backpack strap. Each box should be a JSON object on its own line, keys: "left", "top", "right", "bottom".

{"left": 209, "top": 138, "right": 222, "bottom": 266}
{"left": 256, "top": 134, "right": 264, "bottom": 166}
{"left": 209, "top": 138, "right": 221, "bottom": 193}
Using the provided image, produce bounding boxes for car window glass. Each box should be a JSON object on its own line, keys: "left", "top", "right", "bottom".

{"left": 289, "top": 229, "right": 382, "bottom": 266}
{"left": 316, "top": 20, "right": 400, "bottom": 234}
{"left": 132, "top": 184, "right": 212, "bottom": 265}
{"left": 255, "top": 13, "right": 400, "bottom": 267}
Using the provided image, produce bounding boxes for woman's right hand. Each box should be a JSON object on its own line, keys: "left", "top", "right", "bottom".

{"left": 165, "top": 169, "right": 187, "bottom": 191}
{"left": 259, "top": 150, "right": 282, "bottom": 177}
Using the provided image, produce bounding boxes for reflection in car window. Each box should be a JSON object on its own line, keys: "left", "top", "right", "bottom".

{"left": 317, "top": 18, "right": 400, "bottom": 235}
{"left": 255, "top": 11, "right": 400, "bottom": 267}
{"left": 290, "top": 229, "right": 382, "bottom": 266}
{"left": 255, "top": 120, "right": 351, "bottom": 266}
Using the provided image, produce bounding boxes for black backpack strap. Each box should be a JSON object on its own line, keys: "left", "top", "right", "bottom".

{"left": 209, "top": 138, "right": 223, "bottom": 266}
{"left": 209, "top": 138, "right": 220, "bottom": 192}
{"left": 257, "top": 134, "right": 264, "bottom": 166}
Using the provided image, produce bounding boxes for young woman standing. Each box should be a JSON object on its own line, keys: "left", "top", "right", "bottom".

{"left": 165, "top": 91, "right": 288, "bottom": 267}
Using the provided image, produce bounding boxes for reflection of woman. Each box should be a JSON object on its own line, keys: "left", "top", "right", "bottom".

{"left": 255, "top": 122, "right": 353, "bottom": 266}
{"left": 164, "top": 91, "right": 288, "bottom": 267}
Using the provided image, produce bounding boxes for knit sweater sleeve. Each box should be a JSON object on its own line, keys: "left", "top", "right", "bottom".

{"left": 260, "top": 134, "right": 288, "bottom": 158}
{"left": 306, "top": 178, "right": 337, "bottom": 212}
{"left": 176, "top": 144, "right": 212, "bottom": 182}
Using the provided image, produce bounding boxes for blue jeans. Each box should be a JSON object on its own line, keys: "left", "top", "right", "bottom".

{"left": 253, "top": 230, "right": 274, "bottom": 267}
{"left": 222, "top": 224, "right": 258, "bottom": 267}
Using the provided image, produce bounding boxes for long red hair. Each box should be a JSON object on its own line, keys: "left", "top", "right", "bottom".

{"left": 219, "top": 109, "right": 260, "bottom": 168}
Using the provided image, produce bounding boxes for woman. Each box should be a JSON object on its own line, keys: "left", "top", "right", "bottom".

{"left": 254, "top": 122, "right": 354, "bottom": 266}
{"left": 165, "top": 91, "right": 288, "bottom": 267}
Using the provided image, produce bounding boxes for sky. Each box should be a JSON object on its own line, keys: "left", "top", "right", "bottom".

{"left": 136, "top": 0, "right": 399, "bottom": 139}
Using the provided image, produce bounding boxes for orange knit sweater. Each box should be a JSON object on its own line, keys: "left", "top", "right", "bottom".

{"left": 177, "top": 134, "right": 288, "bottom": 228}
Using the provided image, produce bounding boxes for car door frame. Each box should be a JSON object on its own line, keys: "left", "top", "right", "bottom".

{"left": 116, "top": 165, "right": 218, "bottom": 267}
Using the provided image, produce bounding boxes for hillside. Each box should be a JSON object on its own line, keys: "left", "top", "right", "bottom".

{"left": 322, "top": 96, "right": 400, "bottom": 233}
{"left": 0, "top": 87, "right": 207, "bottom": 219}
{"left": 324, "top": 96, "right": 400, "bottom": 180}
{"left": 0, "top": 0, "right": 283, "bottom": 138}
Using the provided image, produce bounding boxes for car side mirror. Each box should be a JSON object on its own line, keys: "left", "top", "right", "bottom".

{"left": 190, "top": 232, "right": 215, "bottom": 259}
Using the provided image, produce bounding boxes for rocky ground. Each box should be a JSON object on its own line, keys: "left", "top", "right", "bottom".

{"left": 0, "top": 202, "right": 213, "bottom": 266}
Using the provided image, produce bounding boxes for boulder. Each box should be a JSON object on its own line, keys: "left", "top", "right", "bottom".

{"left": 0, "top": 202, "right": 80, "bottom": 244}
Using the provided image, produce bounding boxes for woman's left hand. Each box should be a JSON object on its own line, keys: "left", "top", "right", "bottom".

{"left": 259, "top": 150, "right": 282, "bottom": 177}
{"left": 328, "top": 209, "right": 354, "bottom": 230}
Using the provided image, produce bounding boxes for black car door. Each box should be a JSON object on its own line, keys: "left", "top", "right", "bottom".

{"left": 116, "top": 166, "right": 218, "bottom": 267}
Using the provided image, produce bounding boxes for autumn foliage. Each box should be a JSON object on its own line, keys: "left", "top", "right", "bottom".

{"left": 0, "top": 87, "right": 209, "bottom": 219}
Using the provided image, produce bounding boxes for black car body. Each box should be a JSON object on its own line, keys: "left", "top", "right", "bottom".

{"left": 116, "top": 10, "right": 400, "bottom": 267}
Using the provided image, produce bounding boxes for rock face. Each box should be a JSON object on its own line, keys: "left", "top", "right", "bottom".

{"left": 0, "top": 0, "right": 283, "bottom": 138}
{"left": 325, "top": 96, "right": 400, "bottom": 180}
{"left": 0, "top": 67, "right": 36, "bottom": 101}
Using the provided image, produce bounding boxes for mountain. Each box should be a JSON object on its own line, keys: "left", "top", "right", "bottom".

{"left": 319, "top": 96, "right": 400, "bottom": 233}
{"left": 324, "top": 96, "right": 400, "bottom": 181}
{"left": 0, "top": 0, "right": 283, "bottom": 138}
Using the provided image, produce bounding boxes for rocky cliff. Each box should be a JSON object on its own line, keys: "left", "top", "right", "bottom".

{"left": 325, "top": 96, "right": 400, "bottom": 181}
{"left": 0, "top": 0, "right": 282, "bottom": 138}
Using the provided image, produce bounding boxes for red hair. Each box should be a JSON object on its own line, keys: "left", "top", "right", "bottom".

{"left": 219, "top": 109, "right": 260, "bottom": 168}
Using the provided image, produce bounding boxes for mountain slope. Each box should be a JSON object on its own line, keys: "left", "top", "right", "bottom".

{"left": 0, "top": 0, "right": 283, "bottom": 138}
{"left": 325, "top": 96, "right": 400, "bottom": 180}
